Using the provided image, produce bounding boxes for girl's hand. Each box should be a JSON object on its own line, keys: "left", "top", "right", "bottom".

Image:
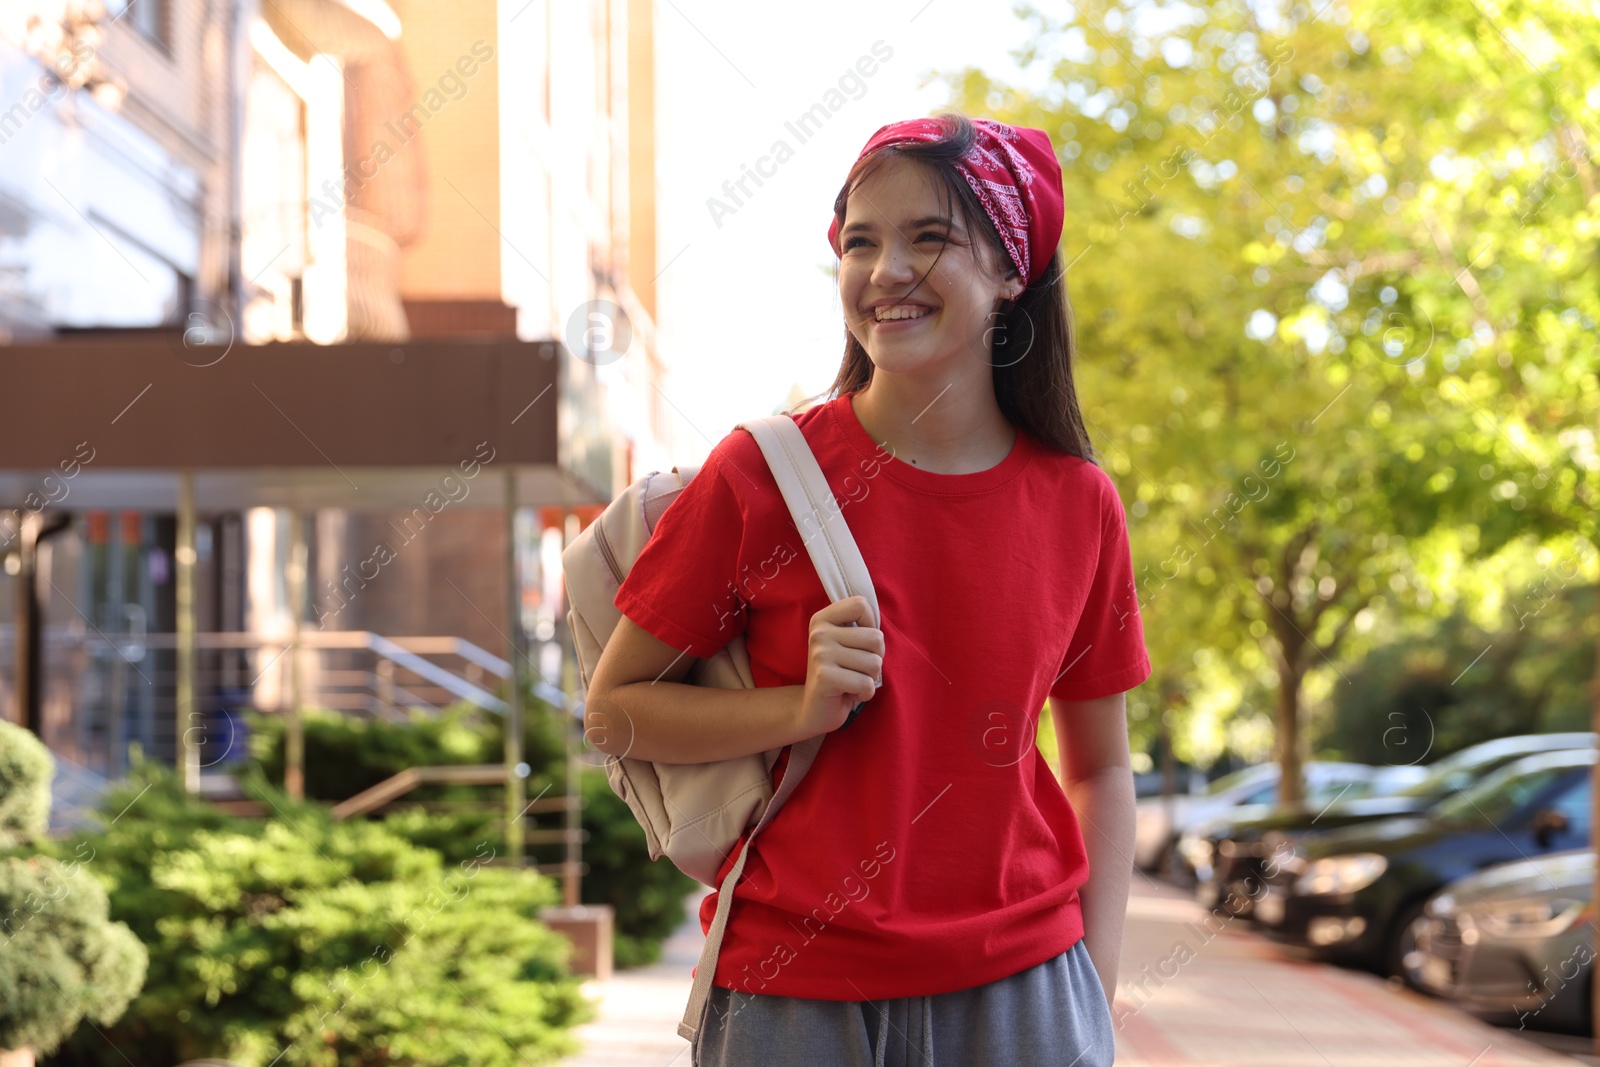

{"left": 796, "top": 595, "right": 884, "bottom": 737}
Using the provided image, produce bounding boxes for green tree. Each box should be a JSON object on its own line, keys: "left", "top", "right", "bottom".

{"left": 938, "top": 0, "right": 1598, "bottom": 800}
{"left": 1316, "top": 578, "right": 1596, "bottom": 762}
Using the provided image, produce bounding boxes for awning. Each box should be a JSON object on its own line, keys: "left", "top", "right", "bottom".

{"left": 0, "top": 337, "right": 610, "bottom": 510}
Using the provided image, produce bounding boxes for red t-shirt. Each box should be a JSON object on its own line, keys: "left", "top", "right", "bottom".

{"left": 612, "top": 391, "right": 1151, "bottom": 1000}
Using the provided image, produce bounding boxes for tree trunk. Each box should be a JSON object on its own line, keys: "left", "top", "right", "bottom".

{"left": 1158, "top": 674, "right": 1181, "bottom": 800}
{"left": 1266, "top": 532, "right": 1312, "bottom": 812}
{"left": 1276, "top": 660, "right": 1304, "bottom": 809}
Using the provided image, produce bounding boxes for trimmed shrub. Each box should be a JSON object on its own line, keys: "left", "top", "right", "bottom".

{"left": 570, "top": 769, "right": 699, "bottom": 968}
{"left": 244, "top": 702, "right": 567, "bottom": 804}
{"left": 25, "top": 757, "right": 594, "bottom": 1067}
{"left": 0, "top": 721, "right": 146, "bottom": 1058}
{"left": 244, "top": 704, "right": 698, "bottom": 969}
{"left": 0, "top": 854, "right": 148, "bottom": 1057}
{"left": 378, "top": 769, "right": 698, "bottom": 968}
{"left": 0, "top": 720, "right": 53, "bottom": 848}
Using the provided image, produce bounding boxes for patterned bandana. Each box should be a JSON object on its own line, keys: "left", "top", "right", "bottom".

{"left": 828, "top": 117, "right": 1065, "bottom": 288}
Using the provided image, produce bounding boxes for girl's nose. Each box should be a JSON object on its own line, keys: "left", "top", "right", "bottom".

{"left": 870, "top": 240, "right": 920, "bottom": 286}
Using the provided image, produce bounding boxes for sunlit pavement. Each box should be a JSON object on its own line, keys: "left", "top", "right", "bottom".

{"left": 557, "top": 887, "right": 711, "bottom": 1067}
{"left": 557, "top": 880, "right": 1586, "bottom": 1066}
{"left": 1113, "top": 876, "right": 1582, "bottom": 1066}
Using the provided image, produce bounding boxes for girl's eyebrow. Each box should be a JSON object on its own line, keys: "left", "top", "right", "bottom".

{"left": 839, "top": 216, "right": 959, "bottom": 237}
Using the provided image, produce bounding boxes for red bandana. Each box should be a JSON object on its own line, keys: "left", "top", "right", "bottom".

{"left": 828, "top": 117, "right": 1064, "bottom": 288}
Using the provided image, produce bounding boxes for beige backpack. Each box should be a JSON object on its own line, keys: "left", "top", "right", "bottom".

{"left": 560, "top": 413, "right": 880, "bottom": 1043}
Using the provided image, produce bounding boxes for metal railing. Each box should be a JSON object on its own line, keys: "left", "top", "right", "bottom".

{"left": 325, "top": 763, "right": 589, "bottom": 880}
{"left": 0, "top": 625, "right": 572, "bottom": 779}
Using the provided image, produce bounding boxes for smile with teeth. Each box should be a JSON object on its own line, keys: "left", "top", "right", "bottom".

{"left": 874, "top": 305, "right": 933, "bottom": 322}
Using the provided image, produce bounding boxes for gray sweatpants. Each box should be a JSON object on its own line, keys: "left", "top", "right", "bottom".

{"left": 691, "top": 939, "right": 1116, "bottom": 1066}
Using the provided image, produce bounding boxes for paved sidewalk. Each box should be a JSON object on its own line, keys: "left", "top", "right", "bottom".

{"left": 1113, "top": 877, "right": 1577, "bottom": 1066}
{"left": 557, "top": 880, "right": 1585, "bottom": 1066}
{"left": 557, "top": 887, "right": 711, "bottom": 1067}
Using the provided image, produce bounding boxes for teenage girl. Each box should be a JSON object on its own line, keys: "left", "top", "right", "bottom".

{"left": 587, "top": 110, "right": 1150, "bottom": 1066}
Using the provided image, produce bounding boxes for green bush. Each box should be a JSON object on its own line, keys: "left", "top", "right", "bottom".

{"left": 244, "top": 703, "right": 698, "bottom": 969}
{"left": 244, "top": 701, "right": 567, "bottom": 803}
{"left": 25, "top": 757, "right": 594, "bottom": 1067}
{"left": 380, "top": 770, "right": 700, "bottom": 969}
{"left": 0, "top": 720, "right": 147, "bottom": 1058}
{"left": 0, "top": 719, "right": 54, "bottom": 848}
{"left": 0, "top": 852, "right": 148, "bottom": 1056}
{"left": 570, "top": 769, "right": 699, "bottom": 969}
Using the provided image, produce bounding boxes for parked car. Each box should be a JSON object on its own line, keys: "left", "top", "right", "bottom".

{"left": 1366, "top": 763, "right": 1434, "bottom": 796}
{"left": 1253, "top": 746, "right": 1595, "bottom": 986}
{"left": 1188, "top": 733, "right": 1599, "bottom": 915}
{"left": 1414, "top": 848, "right": 1594, "bottom": 1033}
{"left": 1133, "top": 766, "right": 1208, "bottom": 800}
{"left": 1135, "top": 761, "right": 1421, "bottom": 879}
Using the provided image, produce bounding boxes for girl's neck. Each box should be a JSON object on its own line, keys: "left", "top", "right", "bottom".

{"left": 850, "top": 377, "right": 1016, "bottom": 476}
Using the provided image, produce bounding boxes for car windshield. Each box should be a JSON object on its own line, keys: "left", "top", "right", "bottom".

{"left": 1323, "top": 775, "right": 1378, "bottom": 801}
{"left": 1231, "top": 771, "right": 1372, "bottom": 807}
{"left": 1431, "top": 762, "right": 1571, "bottom": 826}
{"left": 1206, "top": 767, "right": 1268, "bottom": 797}
{"left": 1395, "top": 751, "right": 1504, "bottom": 799}
{"left": 1401, "top": 743, "right": 1580, "bottom": 801}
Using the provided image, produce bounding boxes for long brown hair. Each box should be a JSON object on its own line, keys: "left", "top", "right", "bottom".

{"left": 796, "top": 110, "right": 1097, "bottom": 464}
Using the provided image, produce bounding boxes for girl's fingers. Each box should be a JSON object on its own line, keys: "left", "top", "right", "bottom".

{"left": 811, "top": 596, "right": 884, "bottom": 689}
{"left": 830, "top": 623, "right": 884, "bottom": 655}
{"left": 817, "top": 594, "right": 876, "bottom": 629}
{"left": 828, "top": 646, "right": 882, "bottom": 680}
{"left": 816, "top": 599, "right": 883, "bottom": 652}
{"left": 822, "top": 663, "right": 877, "bottom": 702}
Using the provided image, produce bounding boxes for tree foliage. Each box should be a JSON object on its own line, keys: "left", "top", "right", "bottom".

{"left": 938, "top": 0, "right": 1599, "bottom": 792}
{"left": 1317, "top": 579, "right": 1596, "bottom": 763}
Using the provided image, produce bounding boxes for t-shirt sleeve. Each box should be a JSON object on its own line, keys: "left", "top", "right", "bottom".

{"left": 612, "top": 439, "right": 749, "bottom": 660}
{"left": 1049, "top": 474, "right": 1152, "bottom": 702}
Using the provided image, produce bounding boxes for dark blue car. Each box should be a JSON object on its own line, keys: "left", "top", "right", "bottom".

{"left": 1254, "top": 746, "right": 1596, "bottom": 986}
{"left": 1194, "top": 733, "right": 1597, "bottom": 917}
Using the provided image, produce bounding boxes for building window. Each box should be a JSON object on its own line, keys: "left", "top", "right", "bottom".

{"left": 106, "top": 0, "right": 166, "bottom": 50}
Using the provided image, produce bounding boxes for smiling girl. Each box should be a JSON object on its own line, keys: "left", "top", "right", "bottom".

{"left": 588, "top": 110, "right": 1149, "bottom": 1066}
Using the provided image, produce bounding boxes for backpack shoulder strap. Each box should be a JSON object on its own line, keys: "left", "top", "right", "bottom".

{"left": 737, "top": 414, "right": 880, "bottom": 622}
{"left": 677, "top": 412, "right": 879, "bottom": 1043}
{"left": 677, "top": 732, "right": 823, "bottom": 1042}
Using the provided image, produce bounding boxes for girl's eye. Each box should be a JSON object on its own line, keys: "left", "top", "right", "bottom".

{"left": 843, "top": 231, "right": 947, "bottom": 250}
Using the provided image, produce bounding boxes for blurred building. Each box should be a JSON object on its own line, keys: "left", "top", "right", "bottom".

{"left": 0, "top": 0, "right": 674, "bottom": 788}
{"left": 0, "top": 0, "right": 231, "bottom": 337}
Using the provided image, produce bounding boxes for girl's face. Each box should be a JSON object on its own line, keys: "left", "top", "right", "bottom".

{"left": 837, "top": 154, "right": 1016, "bottom": 377}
